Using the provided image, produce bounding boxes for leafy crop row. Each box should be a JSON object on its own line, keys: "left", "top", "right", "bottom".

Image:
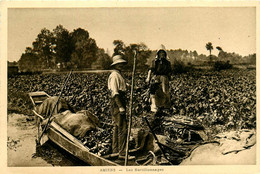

{"left": 8, "top": 69, "right": 256, "bottom": 137}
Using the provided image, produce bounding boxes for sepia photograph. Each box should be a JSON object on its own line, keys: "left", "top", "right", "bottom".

{"left": 1, "top": 1, "right": 259, "bottom": 173}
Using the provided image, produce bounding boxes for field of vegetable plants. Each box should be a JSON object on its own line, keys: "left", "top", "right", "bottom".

{"left": 7, "top": 68, "right": 256, "bottom": 161}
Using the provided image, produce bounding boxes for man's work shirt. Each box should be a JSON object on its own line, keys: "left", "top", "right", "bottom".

{"left": 108, "top": 70, "right": 126, "bottom": 98}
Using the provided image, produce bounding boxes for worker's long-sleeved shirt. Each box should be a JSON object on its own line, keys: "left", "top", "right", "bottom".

{"left": 108, "top": 70, "right": 126, "bottom": 98}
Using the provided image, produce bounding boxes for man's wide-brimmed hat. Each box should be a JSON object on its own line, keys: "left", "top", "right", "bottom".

{"left": 110, "top": 55, "right": 127, "bottom": 66}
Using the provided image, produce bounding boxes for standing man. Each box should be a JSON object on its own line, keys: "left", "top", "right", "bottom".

{"left": 146, "top": 47, "right": 172, "bottom": 113}
{"left": 108, "top": 55, "right": 134, "bottom": 160}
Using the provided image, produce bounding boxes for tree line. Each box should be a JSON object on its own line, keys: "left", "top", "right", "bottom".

{"left": 205, "top": 42, "right": 256, "bottom": 65}
{"left": 17, "top": 25, "right": 256, "bottom": 72}
{"left": 18, "top": 25, "right": 113, "bottom": 72}
{"left": 18, "top": 25, "right": 153, "bottom": 72}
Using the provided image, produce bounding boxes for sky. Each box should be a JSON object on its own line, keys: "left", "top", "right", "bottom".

{"left": 8, "top": 7, "right": 256, "bottom": 62}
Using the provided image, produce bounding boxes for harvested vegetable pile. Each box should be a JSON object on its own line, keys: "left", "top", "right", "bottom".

{"left": 80, "top": 123, "right": 113, "bottom": 156}
{"left": 8, "top": 69, "right": 256, "bottom": 158}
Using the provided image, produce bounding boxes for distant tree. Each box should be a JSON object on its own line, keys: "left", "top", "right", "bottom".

{"left": 191, "top": 50, "right": 198, "bottom": 61}
{"left": 70, "top": 28, "right": 98, "bottom": 69}
{"left": 113, "top": 40, "right": 125, "bottom": 56}
{"left": 18, "top": 51, "right": 40, "bottom": 71}
{"left": 216, "top": 48, "right": 244, "bottom": 64}
{"left": 25, "top": 47, "right": 33, "bottom": 54}
{"left": 193, "top": 50, "right": 198, "bottom": 58}
{"left": 135, "top": 43, "right": 151, "bottom": 69}
{"left": 53, "top": 25, "right": 72, "bottom": 67}
{"left": 242, "top": 54, "right": 256, "bottom": 64}
{"left": 111, "top": 41, "right": 151, "bottom": 70}
{"left": 32, "top": 28, "right": 56, "bottom": 68}
{"left": 92, "top": 48, "right": 112, "bottom": 69}
{"left": 205, "top": 42, "right": 213, "bottom": 61}
{"left": 189, "top": 51, "right": 194, "bottom": 60}
{"left": 229, "top": 52, "right": 242, "bottom": 63}
{"left": 81, "top": 38, "right": 98, "bottom": 68}
{"left": 249, "top": 53, "right": 256, "bottom": 64}
{"left": 216, "top": 46, "right": 225, "bottom": 60}
{"left": 216, "top": 46, "right": 223, "bottom": 51}
{"left": 183, "top": 50, "right": 189, "bottom": 60}
{"left": 70, "top": 52, "right": 80, "bottom": 68}
{"left": 148, "top": 49, "right": 200, "bottom": 67}
{"left": 167, "top": 49, "right": 183, "bottom": 62}
{"left": 71, "top": 28, "right": 89, "bottom": 46}
{"left": 198, "top": 54, "right": 208, "bottom": 61}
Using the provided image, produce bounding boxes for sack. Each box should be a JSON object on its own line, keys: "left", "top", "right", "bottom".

{"left": 36, "top": 96, "right": 72, "bottom": 118}
{"left": 54, "top": 110, "right": 101, "bottom": 139}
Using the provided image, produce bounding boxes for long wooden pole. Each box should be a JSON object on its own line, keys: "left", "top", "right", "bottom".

{"left": 124, "top": 50, "right": 137, "bottom": 166}
{"left": 38, "top": 70, "right": 72, "bottom": 145}
{"left": 143, "top": 116, "right": 173, "bottom": 165}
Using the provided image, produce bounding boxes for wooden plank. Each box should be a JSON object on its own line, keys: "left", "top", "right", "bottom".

{"left": 47, "top": 128, "right": 119, "bottom": 166}
{"left": 29, "top": 95, "right": 37, "bottom": 107}
{"left": 35, "top": 101, "right": 44, "bottom": 104}
{"left": 50, "top": 121, "right": 88, "bottom": 150}
{"left": 29, "top": 91, "right": 50, "bottom": 109}
{"left": 28, "top": 91, "right": 50, "bottom": 97}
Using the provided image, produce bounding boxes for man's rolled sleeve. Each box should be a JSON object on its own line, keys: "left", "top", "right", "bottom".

{"left": 109, "top": 76, "right": 120, "bottom": 98}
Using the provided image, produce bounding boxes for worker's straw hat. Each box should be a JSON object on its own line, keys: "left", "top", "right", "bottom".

{"left": 110, "top": 55, "right": 127, "bottom": 66}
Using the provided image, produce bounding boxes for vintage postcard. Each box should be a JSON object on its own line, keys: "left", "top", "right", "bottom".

{"left": 0, "top": 0, "right": 259, "bottom": 174}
